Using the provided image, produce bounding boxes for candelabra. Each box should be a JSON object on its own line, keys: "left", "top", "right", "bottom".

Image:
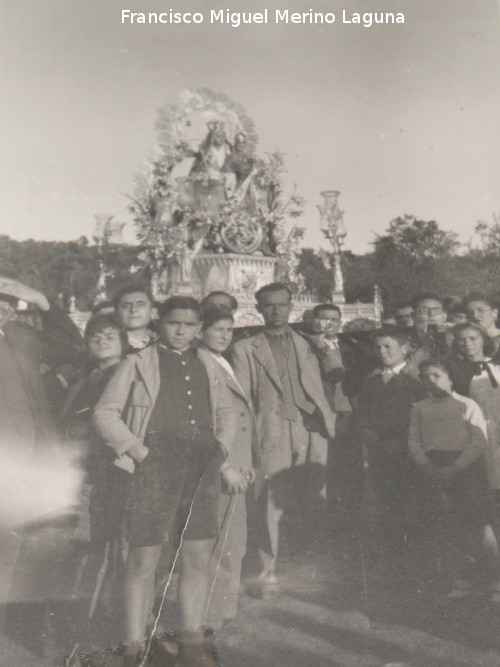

{"left": 317, "top": 191, "right": 347, "bottom": 303}
{"left": 92, "top": 214, "right": 125, "bottom": 300}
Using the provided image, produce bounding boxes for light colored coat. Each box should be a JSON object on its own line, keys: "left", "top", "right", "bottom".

{"left": 93, "top": 345, "right": 236, "bottom": 470}
{"left": 198, "top": 347, "right": 261, "bottom": 470}
{"left": 198, "top": 348, "right": 258, "bottom": 625}
{"left": 231, "top": 328, "right": 334, "bottom": 468}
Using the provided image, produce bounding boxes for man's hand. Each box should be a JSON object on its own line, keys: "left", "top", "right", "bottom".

{"left": 221, "top": 465, "right": 248, "bottom": 495}
{"left": 323, "top": 412, "right": 336, "bottom": 439}
{"left": 415, "top": 322, "right": 429, "bottom": 335}
{"left": 309, "top": 332, "right": 327, "bottom": 349}
{"left": 241, "top": 467, "right": 256, "bottom": 484}
{"left": 127, "top": 443, "right": 149, "bottom": 463}
{"left": 415, "top": 322, "right": 446, "bottom": 336}
{"left": 0, "top": 277, "right": 50, "bottom": 311}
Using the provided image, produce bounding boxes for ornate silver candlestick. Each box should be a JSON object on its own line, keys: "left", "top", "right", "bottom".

{"left": 317, "top": 190, "right": 347, "bottom": 303}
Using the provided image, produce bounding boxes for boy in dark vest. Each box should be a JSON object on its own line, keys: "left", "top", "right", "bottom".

{"left": 94, "top": 296, "right": 245, "bottom": 667}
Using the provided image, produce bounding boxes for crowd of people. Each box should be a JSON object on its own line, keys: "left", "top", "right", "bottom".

{"left": 1, "top": 277, "right": 500, "bottom": 666}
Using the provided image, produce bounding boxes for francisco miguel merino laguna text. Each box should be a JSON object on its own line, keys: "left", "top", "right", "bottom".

{"left": 121, "top": 9, "right": 405, "bottom": 28}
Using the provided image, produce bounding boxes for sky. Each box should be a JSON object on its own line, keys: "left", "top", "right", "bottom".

{"left": 1, "top": 0, "right": 499, "bottom": 254}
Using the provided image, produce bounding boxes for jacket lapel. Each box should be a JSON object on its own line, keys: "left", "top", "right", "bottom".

{"left": 196, "top": 347, "right": 217, "bottom": 419}
{"left": 290, "top": 329, "right": 308, "bottom": 381}
{"left": 134, "top": 345, "right": 160, "bottom": 403}
{"left": 198, "top": 347, "right": 253, "bottom": 411}
{"left": 226, "top": 372, "right": 252, "bottom": 409}
{"left": 252, "top": 332, "right": 283, "bottom": 392}
{"left": 290, "top": 329, "right": 323, "bottom": 405}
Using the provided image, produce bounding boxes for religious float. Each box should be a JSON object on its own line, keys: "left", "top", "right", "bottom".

{"left": 72, "top": 89, "right": 381, "bottom": 330}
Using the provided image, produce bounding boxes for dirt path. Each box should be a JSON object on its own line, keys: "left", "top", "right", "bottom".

{"left": 3, "top": 532, "right": 500, "bottom": 666}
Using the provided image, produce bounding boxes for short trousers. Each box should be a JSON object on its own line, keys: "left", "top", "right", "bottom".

{"left": 127, "top": 431, "right": 225, "bottom": 547}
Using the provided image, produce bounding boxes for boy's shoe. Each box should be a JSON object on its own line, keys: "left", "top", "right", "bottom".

{"left": 115, "top": 643, "right": 148, "bottom": 667}
{"left": 174, "top": 630, "right": 219, "bottom": 667}
{"left": 175, "top": 643, "right": 218, "bottom": 667}
{"left": 152, "top": 633, "right": 178, "bottom": 664}
{"left": 447, "top": 580, "right": 473, "bottom": 600}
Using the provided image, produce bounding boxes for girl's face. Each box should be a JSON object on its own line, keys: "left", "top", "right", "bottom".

{"left": 201, "top": 319, "right": 233, "bottom": 354}
{"left": 87, "top": 327, "right": 122, "bottom": 363}
{"left": 455, "top": 327, "right": 485, "bottom": 361}
{"left": 467, "top": 300, "right": 498, "bottom": 332}
{"left": 421, "top": 365, "right": 453, "bottom": 397}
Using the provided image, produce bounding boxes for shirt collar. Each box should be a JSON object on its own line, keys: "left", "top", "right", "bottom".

{"left": 265, "top": 326, "right": 292, "bottom": 339}
{"left": 385, "top": 361, "right": 407, "bottom": 375}
{"left": 159, "top": 343, "right": 189, "bottom": 356}
{"left": 374, "top": 361, "right": 407, "bottom": 376}
{"left": 213, "top": 352, "right": 234, "bottom": 374}
{"left": 127, "top": 330, "right": 153, "bottom": 349}
{"left": 324, "top": 337, "right": 339, "bottom": 350}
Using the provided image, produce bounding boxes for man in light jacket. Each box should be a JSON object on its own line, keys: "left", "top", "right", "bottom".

{"left": 231, "top": 283, "right": 336, "bottom": 597}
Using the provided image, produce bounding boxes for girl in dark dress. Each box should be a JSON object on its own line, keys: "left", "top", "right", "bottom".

{"left": 60, "top": 314, "right": 128, "bottom": 638}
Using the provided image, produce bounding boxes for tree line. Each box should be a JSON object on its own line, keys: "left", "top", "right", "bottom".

{"left": 2, "top": 215, "right": 500, "bottom": 312}
{"left": 299, "top": 215, "right": 500, "bottom": 311}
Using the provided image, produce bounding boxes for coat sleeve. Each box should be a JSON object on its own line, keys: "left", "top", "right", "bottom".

{"left": 454, "top": 399, "right": 488, "bottom": 470}
{"left": 408, "top": 404, "right": 429, "bottom": 466}
{"left": 92, "top": 357, "right": 149, "bottom": 461}
{"left": 39, "top": 303, "right": 84, "bottom": 369}
{"left": 356, "top": 376, "right": 373, "bottom": 434}
{"left": 230, "top": 342, "right": 254, "bottom": 408}
{"left": 293, "top": 333, "right": 334, "bottom": 420}
{"left": 308, "top": 349, "right": 336, "bottom": 422}
{"left": 213, "top": 369, "right": 237, "bottom": 461}
{"left": 58, "top": 379, "right": 84, "bottom": 429}
{"left": 309, "top": 336, "right": 345, "bottom": 384}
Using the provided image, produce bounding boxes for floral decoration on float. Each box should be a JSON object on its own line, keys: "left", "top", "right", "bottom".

{"left": 127, "top": 89, "right": 306, "bottom": 292}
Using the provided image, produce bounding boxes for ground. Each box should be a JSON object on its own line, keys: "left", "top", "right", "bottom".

{"left": 3, "top": 528, "right": 500, "bottom": 667}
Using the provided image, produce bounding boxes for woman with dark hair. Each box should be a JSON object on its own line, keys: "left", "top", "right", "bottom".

{"left": 60, "top": 314, "right": 129, "bottom": 635}
{"left": 197, "top": 306, "right": 261, "bottom": 627}
{"left": 464, "top": 293, "right": 500, "bottom": 349}
{"left": 446, "top": 322, "right": 500, "bottom": 600}
{"left": 451, "top": 323, "right": 500, "bottom": 492}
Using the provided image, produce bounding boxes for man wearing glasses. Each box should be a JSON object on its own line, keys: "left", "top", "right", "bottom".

{"left": 308, "top": 304, "right": 346, "bottom": 412}
{"left": 413, "top": 293, "right": 447, "bottom": 332}
{"left": 411, "top": 293, "right": 450, "bottom": 357}
{"left": 308, "top": 304, "right": 363, "bottom": 546}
